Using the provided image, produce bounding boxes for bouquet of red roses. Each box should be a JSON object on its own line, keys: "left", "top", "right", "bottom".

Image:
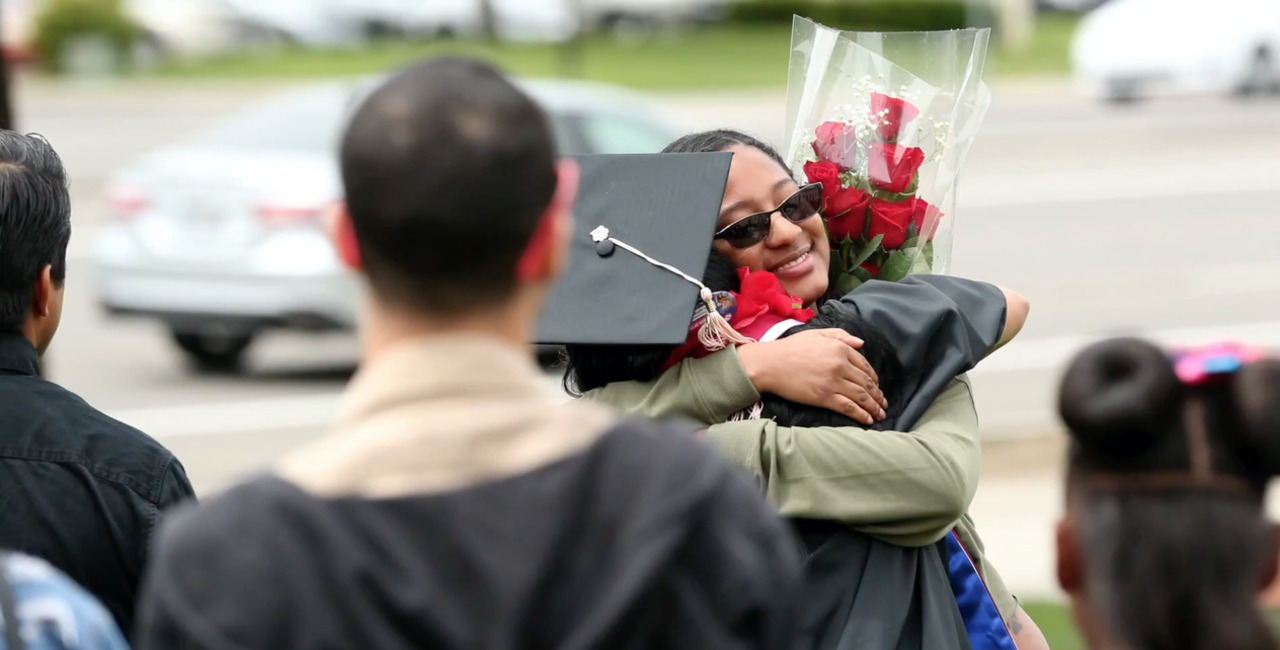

{"left": 784, "top": 17, "right": 992, "bottom": 295}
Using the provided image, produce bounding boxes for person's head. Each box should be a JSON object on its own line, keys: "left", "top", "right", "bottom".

{"left": 1055, "top": 338, "right": 1280, "bottom": 650}
{"left": 335, "top": 57, "right": 577, "bottom": 343}
{"left": 0, "top": 131, "right": 71, "bottom": 354}
{"left": 662, "top": 130, "right": 830, "bottom": 307}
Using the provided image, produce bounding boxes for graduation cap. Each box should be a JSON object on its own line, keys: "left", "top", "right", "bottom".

{"left": 535, "top": 152, "right": 752, "bottom": 348}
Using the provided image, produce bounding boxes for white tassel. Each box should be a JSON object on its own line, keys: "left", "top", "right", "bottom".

{"left": 696, "top": 287, "right": 753, "bottom": 352}
{"left": 729, "top": 401, "right": 766, "bottom": 422}
{"left": 589, "top": 227, "right": 755, "bottom": 353}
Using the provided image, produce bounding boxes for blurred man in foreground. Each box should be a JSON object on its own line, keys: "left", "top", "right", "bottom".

{"left": 135, "top": 57, "right": 800, "bottom": 649}
{"left": 0, "top": 131, "right": 195, "bottom": 637}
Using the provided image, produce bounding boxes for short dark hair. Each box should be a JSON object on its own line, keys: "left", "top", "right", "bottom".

{"left": 0, "top": 131, "right": 71, "bottom": 334}
{"left": 339, "top": 57, "right": 557, "bottom": 314}
{"left": 1059, "top": 338, "right": 1280, "bottom": 650}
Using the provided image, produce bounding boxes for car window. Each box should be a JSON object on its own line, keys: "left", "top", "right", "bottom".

{"left": 196, "top": 86, "right": 353, "bottom": 153}
{"left": 576, "top": 112, "right": 677, "bottom": 154}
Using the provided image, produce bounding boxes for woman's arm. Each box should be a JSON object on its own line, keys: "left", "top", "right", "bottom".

{"left": 992, "top": 286, "right": 1029, "bottom": 354}
{"left": 706, "top": 376, "right": 981, "bottom": 547}
{"left": 954, "top": 514, "right": 1051, "bottom": 648}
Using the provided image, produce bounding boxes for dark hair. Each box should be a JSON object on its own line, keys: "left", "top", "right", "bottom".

{"left": 1058, "top": 338, "right": 1280, "bottom": 650}
{"left": 0, "top": 131, "right": 71, "bottom": 334}
{"left": 661, "top": 128, "right": 792, "bottom": 177}
{"left": 339, "top": 57, "right": 557, "bottom": 314}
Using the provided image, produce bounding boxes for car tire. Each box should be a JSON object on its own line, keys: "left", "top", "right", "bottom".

{"left": 171, "top": 330, "right": 254, "bottom": 374}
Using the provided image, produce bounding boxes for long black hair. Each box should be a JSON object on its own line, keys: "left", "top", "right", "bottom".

{"left": 1058, "top": 338, "right": 1280, "bottom": 650}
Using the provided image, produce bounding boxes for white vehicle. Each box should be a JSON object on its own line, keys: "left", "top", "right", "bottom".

{"left": 92, "top": 78, "right": 684, "bottom": 371}
{"left": 1070, "top": 0, "right": 1280, "bottom": 101}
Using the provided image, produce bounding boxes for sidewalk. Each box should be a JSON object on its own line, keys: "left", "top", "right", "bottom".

{"left": 971, "top": 436, "right": 1067, "bottom": 602}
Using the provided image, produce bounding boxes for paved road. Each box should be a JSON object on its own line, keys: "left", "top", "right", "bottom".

{"left": 11, "top": 76, "right": 1280, "bottom": 600}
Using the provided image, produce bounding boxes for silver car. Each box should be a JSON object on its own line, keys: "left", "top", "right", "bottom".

{"left": 92, "top": 77, "right": 684, "bottom": 371}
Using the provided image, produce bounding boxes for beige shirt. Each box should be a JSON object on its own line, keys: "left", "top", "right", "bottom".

{"left": 277, "top": 335, "right": 617, "bottom": 499}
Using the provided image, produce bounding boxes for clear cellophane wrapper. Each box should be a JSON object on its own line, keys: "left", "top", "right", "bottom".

{"left": 785, "top": 17, "right": 992, "bottom": 293}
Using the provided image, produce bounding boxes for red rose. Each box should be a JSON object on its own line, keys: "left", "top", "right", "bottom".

{"left": 811, "top": 121, "right": 859, "bottom": 170}
{"left": 860, "top": 263, "right": 880, "bottom": 278}
{"left": 803, "top": 160, "right": 842, "bottom": 204}
{"left": 823, "top": 187, "right": 869, "bottom": 241}
{"left": 868, "top": 143, "right": 925, "bottom": 194}
{"left": 868, "top": 198, "right": 912, "bottom": 250}
{"left": 733, "top": 268, "right": 814, "bottom": 329}
{"left": 870, "top": 92, "right": 920, "bottom": 142}
{"left": 911, "top": 198, "right": 943, "bottom": 241}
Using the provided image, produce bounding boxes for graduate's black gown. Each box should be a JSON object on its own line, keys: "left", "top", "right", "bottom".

{"left": 788, "top": 275, "right": 1016, "bottom": 650}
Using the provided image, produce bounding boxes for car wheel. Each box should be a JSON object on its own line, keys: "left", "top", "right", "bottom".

{"left": 171, "top": 330, "right": 254, "bottom": 374}
{"left": 1237, "top": 47, "right": 1278, "bottom": 96}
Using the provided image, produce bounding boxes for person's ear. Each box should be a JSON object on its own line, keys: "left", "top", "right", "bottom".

{"left": 1056, "top": 518, "right": 1084, "bottom": 594}
{"left": 327, "top": 202, "right": 362, "bottom": 271}
{"left": 517, "top": 158, "right": 578, "bottom": 284}
{"left": 31, "top": 265, "right": 54, "bottom": 318}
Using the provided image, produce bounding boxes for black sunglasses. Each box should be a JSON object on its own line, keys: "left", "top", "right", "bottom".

{"left": 714, "top": 183, "right": 823, "bottom": 250}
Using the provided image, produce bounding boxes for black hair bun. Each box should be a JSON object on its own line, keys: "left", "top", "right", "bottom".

{"left": 1058, "top": 337, "right": 1182, "bottom": 458}
{"left": 1233, "top": 360, "right": 1280, "bottom": 475}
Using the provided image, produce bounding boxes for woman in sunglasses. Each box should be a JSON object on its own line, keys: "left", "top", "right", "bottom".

{"left": 580, "top": 129, "right": 1048, "bottom": 650}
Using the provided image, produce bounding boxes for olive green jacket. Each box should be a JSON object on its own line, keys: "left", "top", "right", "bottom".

{"left": 583, "top": 348, "right": 1019, "bottom": 622}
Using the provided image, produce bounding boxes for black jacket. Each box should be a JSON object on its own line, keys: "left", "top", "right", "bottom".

{"left": 0, "top": 333, "right": 196, "bottom": 638}
{"left": 135, "top": 421, "right": 802, "bottom": 650}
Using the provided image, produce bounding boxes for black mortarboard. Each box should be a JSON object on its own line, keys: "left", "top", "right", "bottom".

{"left": 535, "top": 152, "right": 737, "bottom": 346}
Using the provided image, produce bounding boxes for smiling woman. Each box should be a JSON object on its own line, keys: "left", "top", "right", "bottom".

{"left": 665, "top": 132, "right": 833, "bottom": 306}
{"left": 574, "top": 128, "right": 1048, "bottom": 650}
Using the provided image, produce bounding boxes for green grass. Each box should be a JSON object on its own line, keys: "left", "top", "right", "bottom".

{"left": 1024, "top": 600, "right": 1087, "bottom": 650}
{"left": 152, "top": 17, "right": 1079, "bottom": 89}
{"left": 987, "top": 13, "right": 1079, "bottom": 77}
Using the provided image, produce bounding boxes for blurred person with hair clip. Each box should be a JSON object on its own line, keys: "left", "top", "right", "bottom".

{"left": 1055, "top": 338, "right": 1280, "bottom": 650}
{"left": 133, "top": 57, "right": 801, "bottom": 650}
{"left": 0, "top": 130, "right": 195, "bottom": 639}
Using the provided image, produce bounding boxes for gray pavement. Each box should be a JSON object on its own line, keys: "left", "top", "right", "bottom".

{"left": 12, "top": 75, "right": 1280, "bottom": 601}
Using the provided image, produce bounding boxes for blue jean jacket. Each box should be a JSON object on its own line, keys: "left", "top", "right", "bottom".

{"left": 0, "top": 552, "right": 131, "bottom": 650}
